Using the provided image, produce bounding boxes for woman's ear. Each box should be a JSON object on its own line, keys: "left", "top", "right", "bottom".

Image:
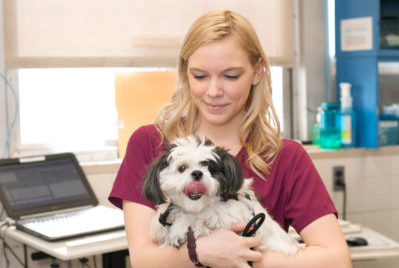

{"left": 252, "top": 58, "right": 264, "bottom": 85}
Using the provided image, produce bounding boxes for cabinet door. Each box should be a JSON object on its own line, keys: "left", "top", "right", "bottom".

{"left": 335, "top": 0, "right": 380, "bottom": 58}
{"left": 337, "top": 57, "right": 379, "bottom": 148}
{"left": 335, "top": 0, "right": 380, "bottom": 148}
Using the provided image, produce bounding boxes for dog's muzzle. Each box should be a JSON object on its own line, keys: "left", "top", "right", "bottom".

{"left": 184, "top": 181, "right": 207, "bottom": 200}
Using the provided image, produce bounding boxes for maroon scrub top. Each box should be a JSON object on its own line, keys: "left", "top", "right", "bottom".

{"left": 109, "top": 124, "right": 337, "bottom": 234}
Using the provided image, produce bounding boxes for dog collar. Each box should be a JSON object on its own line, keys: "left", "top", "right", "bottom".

{"left": 159, "top": 203, "right": 174, "bottom": 227}
{"left": 187, "top": 226, "right": 206, "bottom": 267}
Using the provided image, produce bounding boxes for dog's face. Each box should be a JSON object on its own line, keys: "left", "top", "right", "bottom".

{"left": 143, "top": 136, "right": 244, "bottom": 212}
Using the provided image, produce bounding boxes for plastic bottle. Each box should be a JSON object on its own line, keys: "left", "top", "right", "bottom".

{"left": 312, "top": 107, "right": 322, "bottom": 146}
{"left": 339, "top": 82, "right": 356, "bottom": 148}
{"left": 320, "top": 102, "right": 341, "bottom": 149}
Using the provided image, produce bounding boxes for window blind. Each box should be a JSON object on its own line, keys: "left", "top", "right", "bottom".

{"left": 4, "top": 0, "right": 294, "bottom": 68}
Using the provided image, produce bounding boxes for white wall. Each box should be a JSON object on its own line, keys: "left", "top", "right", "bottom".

{"left": 293, "top": 0, "right": 328, "bottom": 141}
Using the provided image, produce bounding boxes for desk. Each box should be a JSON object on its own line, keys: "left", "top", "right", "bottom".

{"left": 4, "top": 221, "right": 399, "bottom": 267}
{"left": 338, "top": 220, "right": 399, "bottom": 261}
{"left": 5, "top": 227, "right": 128, "bottom": 267}
{"left": 347, "top": 227, "right": 399, "bottom": 261}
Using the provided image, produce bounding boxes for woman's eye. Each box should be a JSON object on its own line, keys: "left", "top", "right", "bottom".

{"left": 178, "top": 164, "right": 188, "bottom": 173}
{"left": 225, "top": 74, "right": 240, "bottom": 79}
{"left": 193, "top": 75, "right": 206, "bottom": 80}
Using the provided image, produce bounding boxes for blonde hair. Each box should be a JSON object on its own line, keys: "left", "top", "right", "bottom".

{"left": 155, "top": 10, "right": 281, "bottom": 177}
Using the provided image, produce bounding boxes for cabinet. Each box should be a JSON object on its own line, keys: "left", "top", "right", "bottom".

{"left": 335, "top": 0, "right": 399, "bottom": 148}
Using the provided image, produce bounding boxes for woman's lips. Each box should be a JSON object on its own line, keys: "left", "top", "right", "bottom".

{"left": 204, "top": 101, "right": 228, "bottom": 110}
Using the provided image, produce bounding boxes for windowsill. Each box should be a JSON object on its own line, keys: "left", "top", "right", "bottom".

{"left": 304, "top": 144, "right": 399, "bottom": 159}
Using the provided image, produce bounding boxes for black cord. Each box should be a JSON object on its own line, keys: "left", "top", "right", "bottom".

{"left": 342, "top": 184, "right": 347, "bottom": 221}
{"left": 334, "top": 170, "right": 347, "bottom": 221}
{"left": 3, "top": 241, "right": 10, "bottom": 268}
{"left": 0, "top": 229, "right": 25, "bottom": 268}
{"left": 0, "top": 208, "right": 5, "bottom": 220}
{"left": 79, "top": 257, "right": 94, "bottom": 268}
{"left": 1, "top": 222, "right": 10, "bottom": 267}
{"left": 92, "top": 255, "right": 97, "bottom": 268}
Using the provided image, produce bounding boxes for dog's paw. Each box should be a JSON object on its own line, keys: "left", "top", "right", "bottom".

{"left": 171, "top": 237, "right": 185, "bottom": 248}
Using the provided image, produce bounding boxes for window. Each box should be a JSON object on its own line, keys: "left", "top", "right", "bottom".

{"left": 3, "top": 1, "right": 293, "bottom": 159}
{"left": 18, "top": 68, "right": 120, "bottom": 160}
{"left": 15, "top": 67, "right": 284, "bottom": 160}
{"left": 270, "top": 67, "right": 284, "bottom": 133}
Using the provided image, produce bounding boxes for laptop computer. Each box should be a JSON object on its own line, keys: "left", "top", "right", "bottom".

{"left": 0, "top": 152, "right": 124, "bottom": 241}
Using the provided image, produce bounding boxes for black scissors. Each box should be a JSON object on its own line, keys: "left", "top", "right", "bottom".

{"left": 241, "top": 213, "right": 266, "bottom": 266}
{"left": 242, "top": 213, "right": 265, "bottom": 237}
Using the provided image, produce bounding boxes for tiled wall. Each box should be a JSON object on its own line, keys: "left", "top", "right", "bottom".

{"left": 310, "top": 147, "right": 399, "bottom": 268}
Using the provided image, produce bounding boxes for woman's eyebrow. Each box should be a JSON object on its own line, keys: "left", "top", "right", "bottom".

{"left": 188, "top": 67, "right": 245, "bottom": 72}
{"left": 223, "top": 67, "right": 245, "bottom": 72}
{"left": 188, "top": 67, "right": 205, "bottom": 73}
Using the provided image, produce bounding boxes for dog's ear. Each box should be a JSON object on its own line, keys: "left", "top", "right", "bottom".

{"left": 213, "top": 147, "right": 244, "bottom": 201}
{"left": 142, "top": 152, "right": 170, "bottom": 205}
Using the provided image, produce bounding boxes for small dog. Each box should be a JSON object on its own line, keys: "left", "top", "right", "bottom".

{"left": 142, "top": 135, "right": 299, "bottom": 255}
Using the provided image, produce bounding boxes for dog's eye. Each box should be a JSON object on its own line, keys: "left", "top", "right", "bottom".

{"left": 177, "top": 164, "right": 188, "bottom": 173}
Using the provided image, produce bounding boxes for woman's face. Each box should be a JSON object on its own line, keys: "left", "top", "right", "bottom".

{"left": 187, "top": 37, "right": 262, "bottom": 128}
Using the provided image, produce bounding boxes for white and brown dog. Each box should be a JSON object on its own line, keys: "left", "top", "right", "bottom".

{"left": 142, "top": 135, "right": 299, "bottom": 255}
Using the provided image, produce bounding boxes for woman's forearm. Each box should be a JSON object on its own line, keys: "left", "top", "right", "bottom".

{"left": 123, "top": 201, "right": 195, "bottom": 268}
{"left": 130, "top": 243, "right": 195, "bottom": 268}
{"left": 254, "top": 245, "right": 352, "bottom": 268}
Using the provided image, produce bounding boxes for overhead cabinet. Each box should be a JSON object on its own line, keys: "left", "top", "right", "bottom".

{"left": 335, "top": 0, "right": 399, "bottom": 148}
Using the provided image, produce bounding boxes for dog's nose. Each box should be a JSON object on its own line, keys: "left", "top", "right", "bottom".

{"left": 191, "top": 170, "right": 203, "bottom": 181}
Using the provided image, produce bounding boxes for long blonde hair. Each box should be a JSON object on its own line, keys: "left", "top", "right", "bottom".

{"left": 155, "top": 10, "right": 281, "bottom": 177}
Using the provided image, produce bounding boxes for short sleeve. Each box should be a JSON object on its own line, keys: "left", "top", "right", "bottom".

{"left": 108, "top": 125, "right": 162, "bottom": 210}
{"left": 281, "top": 141, "right": 337, "bottom": 233}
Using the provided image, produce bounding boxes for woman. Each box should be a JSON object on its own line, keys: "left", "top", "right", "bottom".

{"left": 109, "top": 10, "right": 351, "bottom": 268}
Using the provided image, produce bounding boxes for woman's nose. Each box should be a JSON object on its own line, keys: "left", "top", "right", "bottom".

{"left": 206, "top": 79, "right": 223, "bottom": 97}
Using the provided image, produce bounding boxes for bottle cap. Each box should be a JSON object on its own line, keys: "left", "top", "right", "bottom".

{"left": 339, "top": 82, "right": 353, "bottom": 108}
{"left": 321, "top": 102, "right": 338, "bottom": 109}
{"left": 339, "top": 82, "right": 352, "bottom": 98}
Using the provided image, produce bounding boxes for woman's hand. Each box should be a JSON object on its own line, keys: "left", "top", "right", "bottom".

{"left": 195, "top": 223, "right": 262, "bottom": 268}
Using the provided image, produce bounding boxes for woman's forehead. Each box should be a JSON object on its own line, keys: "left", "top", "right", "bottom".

{"left": 187, "top": 38, "right": 253, "bottom": 71}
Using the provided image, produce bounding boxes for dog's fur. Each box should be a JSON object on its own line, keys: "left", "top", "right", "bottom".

{"left": 142, "top": 135, "right": 299, "bottom": 255}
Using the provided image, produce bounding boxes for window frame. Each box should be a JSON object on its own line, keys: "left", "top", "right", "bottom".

{"left": 2, "top": 66, "right": 294, "bottom": 160}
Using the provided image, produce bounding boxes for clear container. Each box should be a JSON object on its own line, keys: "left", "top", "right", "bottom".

{"left": 320, "top": 102, "right": 341, "bottom": 149}
{"left": 379, "top": 114, "right": 399, "bottom": 146}
{"left": 312, "top": 107, "right": 322, "bottom": 146}
{"left": 339, "top": 82, "right": 356, "bottom": 148}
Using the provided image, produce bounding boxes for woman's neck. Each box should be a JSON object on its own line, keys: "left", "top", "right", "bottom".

{"left": 195, "top": 122, "right": 243, "bottom": 156}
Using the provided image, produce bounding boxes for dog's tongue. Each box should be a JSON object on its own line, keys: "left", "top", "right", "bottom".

{"left": 184, "top": 182, "right": 207, "bottom": 200}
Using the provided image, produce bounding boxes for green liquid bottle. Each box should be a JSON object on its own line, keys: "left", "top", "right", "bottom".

{"left": 320, "top": 102, "right": 341, "bottom": 149}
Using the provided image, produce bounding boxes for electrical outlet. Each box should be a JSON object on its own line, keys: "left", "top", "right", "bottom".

{"left": 333, "top": 166, "right": 345, "bottom": 192}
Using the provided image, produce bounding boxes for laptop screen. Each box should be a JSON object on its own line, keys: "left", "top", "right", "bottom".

{"left": 0, "top": 153, "right": 98, "bottom": 219}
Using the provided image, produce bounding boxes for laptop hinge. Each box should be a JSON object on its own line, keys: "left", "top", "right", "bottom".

{"left": 19, "top": 205, "right": 95, "bottom": 220}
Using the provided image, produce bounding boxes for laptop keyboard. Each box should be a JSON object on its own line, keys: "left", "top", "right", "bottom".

{"left": 18, "top": 206, "right": 124, "bottom": 240}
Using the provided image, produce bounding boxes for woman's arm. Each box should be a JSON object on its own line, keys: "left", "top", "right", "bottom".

{"left": 253, "top": 214, "right": 352, "bottom": 268}
{"left": 123, "top": 200, "right": 193, "bottom": 267}
{"left": 123, "top": 200, "right": 262, "bottom": 268}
